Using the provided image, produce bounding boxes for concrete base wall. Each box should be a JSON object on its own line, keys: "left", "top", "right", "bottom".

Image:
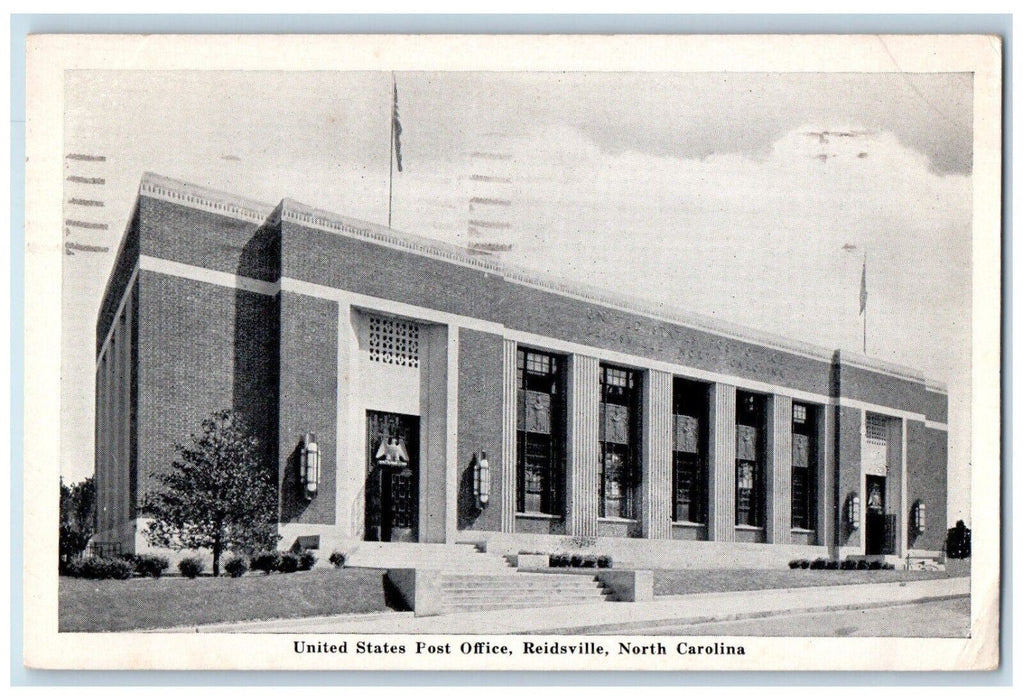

{"left": 468, "top": 531, "right": 829, "bottom": 569}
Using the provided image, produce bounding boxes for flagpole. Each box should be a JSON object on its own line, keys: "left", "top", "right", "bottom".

{"left": 388, "top": 73, "right": 395, "bottom": 230}
{"left": 862, "top": 251, "right": 867, "bottom": 355}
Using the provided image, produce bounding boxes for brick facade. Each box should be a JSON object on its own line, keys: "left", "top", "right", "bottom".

{"left": 92, "top": 174, "right": 950, "bottom": 567}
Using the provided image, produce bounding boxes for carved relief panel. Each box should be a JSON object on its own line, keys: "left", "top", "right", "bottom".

{"left": 518, "top": 390, "right": 552, "bottom": 434}
{"left": 736, "top": 425, "right": 758, "bottom": 461}
{"left": 673, "top": 415, "right": 699, "bottom": 454}
{"left": 599, "top": 403, "right": 630, "bottom": 444}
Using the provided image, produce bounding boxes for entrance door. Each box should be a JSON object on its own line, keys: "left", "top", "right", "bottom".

{"left": 365, "top": 411, "right": 420, "bottom": 542}
{"left": 864, "top": 475, "right": 886, "bottom": 555}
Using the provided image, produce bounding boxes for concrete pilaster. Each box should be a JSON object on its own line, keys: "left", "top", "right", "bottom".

{"left": 641, "top": 369, "right": 672, "bottom": 539}
{"left": 566, "top": 354, "right": 600, "bottom": 537}
{"left": 765, "top": 394, "right": 792, "bottom": 544}
{"left": 500, "top": 338, "right": 517, "bottom": 533}
{"left": 707, "top": 383, "right": 736, "bottom": 542}
{"left": 817, "top": 403, "right": 834, "bottom": 547}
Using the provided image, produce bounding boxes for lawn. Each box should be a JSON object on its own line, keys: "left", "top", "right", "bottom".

{"left": 653, "top": 568, "right": 956, "bottom": 597}
{"left": 59, "top": 568, "right": 392, "bottom": 632}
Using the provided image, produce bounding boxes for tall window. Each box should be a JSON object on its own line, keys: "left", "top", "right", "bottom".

{"left": 790, "top": 402, "right": 818, "bottom": 530}
{"left": 672, "top": 378, "right": 708, "bottom": 523}
{"left": 735, "top": 391, "right": 765, "bottom": 527}
{"left": 599, "top": 364, "right": 641, "bottom": 519}
{"left": 516, "top": 349, "right": 565, "bottom": 515}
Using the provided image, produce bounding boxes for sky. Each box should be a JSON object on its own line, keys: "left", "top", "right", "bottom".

{"left": 61, "top": 70, "right": 973, "bottom": 523}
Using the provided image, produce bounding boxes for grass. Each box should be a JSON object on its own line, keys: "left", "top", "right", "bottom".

{"left": 59, "top": 568, "right": 392, "bottom": 632}
{"left": 653, "top": 568, "right": 956, "bottom": 597}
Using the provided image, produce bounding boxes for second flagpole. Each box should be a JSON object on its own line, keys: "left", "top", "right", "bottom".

{"left": 388, "top": 73, "right": 395, "bottom": 229}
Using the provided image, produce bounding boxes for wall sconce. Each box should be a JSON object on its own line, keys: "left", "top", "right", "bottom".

{"left": 473, "top": 451, "right": 491, "bottom": 506}
{"left": 847, "top": 493, "right": 861, "bottom": 531}
{"left": 299, "top": 432, "right": 320, "bottom": 501}
{"left": 913, "top": 500, "right": 926, "bottom": 534}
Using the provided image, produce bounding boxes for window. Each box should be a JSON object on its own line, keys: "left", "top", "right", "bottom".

{"left": 672, "top": 378, "right": 708, "bottom": 523}
{"left": 516, "top": 349, "right": 564, "bottom": 514}
{"left": 735, "top": 391, "right": 765, "bottom": 527}
{"left": 599, "top": 364, "right": 641, "bottom": 519}
{"left": 791, "top": 402, "right": 818, "bottom": 530}
{"left": 367, "top": 315, "right": 420, "bottom": 367}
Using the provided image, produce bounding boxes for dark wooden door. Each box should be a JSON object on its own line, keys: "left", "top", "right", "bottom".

{"left": 365, "top": 411, "right": 419, "bottom": 542}
{"left": 865, "top": 475, "right": 886, "bottom": 555}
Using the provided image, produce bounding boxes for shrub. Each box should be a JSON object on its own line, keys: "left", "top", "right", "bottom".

{"left": 596, "top": 555, "right": 612, "bottom": 569}
{"left": 278, "top": 552, "right": 300, "bottom": 573}
{"left": 882, "top": 562, "right": 895, "bottom": 570}
{"left": 856, "top": 559, "right": 870, "bottom": 570}
{"left": 298, "top": 550, "right": 317, "bottom": 571}
{"left": 61, "top": 557, "right": 89, "bottom": 577}
{"left": 66, "top": 556, "right": 133, "bottom": 580}
{"left": 824, "top": 560, "right": 839, "bottom": 570}
{"left": 134, "top": 554, "right": 170, "bottom": 578}
{"left": 570, "top": 554, "right": 584, "bottom": 568}
{"left": 328, "top": 551, "right": 347, "bottom": 568}
{"left": 550, "top": 553, "right": 570, "bottom": 568}
{"left": 868, "top": 560, "right": 884, "bottom": 570}
{"left": 809, "top": 558, "right": 827, "bottom": 570}
{"left": 788, "top": 559, "right": 801, "bottom": 569}
{"left": 580, "top": 554, "right": 597, "bottom": 568}
{"left": 840, "top": 559, "right": 857, "bottom": 570}
{"left": 224, "top": 555, "right": 249, "bottom": 578}
{"left": 178, "top": 556, "right": 204, "bottom": 578}
{"left": 799, "top": 559, "right": 810, "bottom": 569}
{"left": 251, "top": 550, "right": 282, "bottom": 574}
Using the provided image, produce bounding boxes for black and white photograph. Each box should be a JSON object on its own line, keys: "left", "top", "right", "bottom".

{"left": 24, "top": 33, "right": 1001, "bottom": 671}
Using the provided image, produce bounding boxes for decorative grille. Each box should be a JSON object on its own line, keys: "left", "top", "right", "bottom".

{"left": 865, "top": 414, "right": 889, "bottom": 445}
{"left": 367, "top": 315, "right": 420, "bottom": 368}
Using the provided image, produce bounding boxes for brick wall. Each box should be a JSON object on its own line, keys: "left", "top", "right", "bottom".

{"left": 838, "top": 362, "right": 930, "bottom": 417}
{"left": 135, "top": 271, "right": 279, "bottom": 511}
{"left": 277, "top": 291, "right": 337, "bottom": 525}
{"left": 907, "top": 421, "right": 949, "bottom": 551}
{"left": 456, "top": 329, "right": 505, "bottom": 532}
{"left": 836, "top": 406, "right": 862, "bottom": 548}
{"left": 278, "top": 219, "right": 844, "bottom": 396}
{"left": 923, "top": 388, "right": 949, "bottom": 424}
{"left": 138, "top": 196, "right": 280, "bottom": 282}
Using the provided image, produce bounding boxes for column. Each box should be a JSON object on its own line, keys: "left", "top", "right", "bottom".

{"left": 566, "top": 354, "right": 600, "bottom": 537}
{"left": 765, "top": 394, "right": 792, "bottom": 544}
{"left": 500, "top": 338, "right": 517, "bottom": 533}
{"left": 641, "top": 369, "right": 672, "bottom": 539}
{"left": 707, "top": 383, "right": 736, "bottom": 542}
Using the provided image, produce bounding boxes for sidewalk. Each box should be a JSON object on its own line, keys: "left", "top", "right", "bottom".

{"left": 177, "top": 576, "right": 969, "bottom": 634}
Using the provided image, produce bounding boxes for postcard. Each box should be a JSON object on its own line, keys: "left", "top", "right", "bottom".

{"left": 24, "top": 33, "right": 1001, "bottom": 671}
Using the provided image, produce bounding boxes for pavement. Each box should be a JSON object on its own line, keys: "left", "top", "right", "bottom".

{"left": 170, "top": 575, "right": 970, "bottom": 635}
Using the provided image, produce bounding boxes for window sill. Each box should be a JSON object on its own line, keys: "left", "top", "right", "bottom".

{"left": 598, "top": 517, "right": 638, "bottom": 524}
{"left": 672, "top": 521, "right": 707, "bottom": 528}
{"left": 734, "top": 525, "right": 765, "bottom": 531}
{"left": 790, "top": 528, "right": 816, "bottom": 534}
{"left": 515, "top": 512, "right": 563, "bottom": 520}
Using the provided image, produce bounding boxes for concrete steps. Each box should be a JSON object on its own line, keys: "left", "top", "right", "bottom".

{"left": 437, "top": 572, "right": 612, "bottom": 614}
{"left": 344, "top": 542, "right": 514, "bottom": 573}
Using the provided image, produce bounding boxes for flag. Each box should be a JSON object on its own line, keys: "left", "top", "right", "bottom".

{"left": 392, "top": 82, "right": 403, "bottom": 173}
{"left": 859, "top": 260, "right": 868, "bottom": 315}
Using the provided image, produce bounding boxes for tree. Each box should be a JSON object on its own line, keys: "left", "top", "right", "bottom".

{"left": 59, "top": 475, "right": 96, "bottom": 562}
{"left": 946, "top": 519, "right": 972, "bottom": 559}
{"left": 142, "top": 409, "right": 279, "bottom": 576}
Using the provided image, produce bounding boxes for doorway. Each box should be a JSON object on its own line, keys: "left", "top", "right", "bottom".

{"left": 864, "top": 475, "right": 886, "bottom": 555}
{"left": 365, "top": 410, "right": 420, "bottom": 542}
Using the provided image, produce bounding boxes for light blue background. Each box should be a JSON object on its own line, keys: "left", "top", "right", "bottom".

{"left": 9, "top": 12, "right": 1012, "bottom": 687}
